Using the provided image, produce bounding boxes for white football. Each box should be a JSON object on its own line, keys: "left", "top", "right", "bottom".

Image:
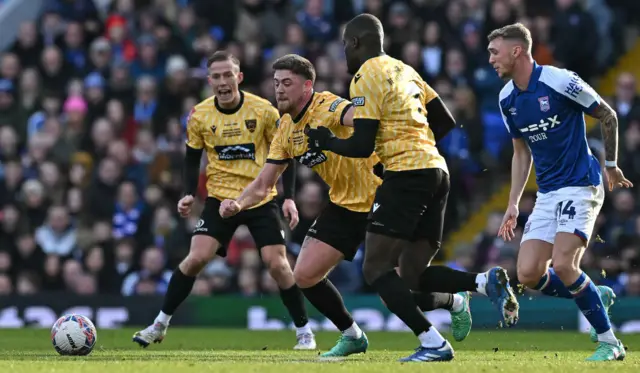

{"left": 51, "top": 314, "right": 97, "bottom": 356}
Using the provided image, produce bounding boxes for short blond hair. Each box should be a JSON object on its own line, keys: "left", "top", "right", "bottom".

{"left": 488, "top": 23, "right": 532, "bottom": 54}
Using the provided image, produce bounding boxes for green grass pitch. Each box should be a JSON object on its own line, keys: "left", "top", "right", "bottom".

{"left": 0, "top": 329, "right": 638, "bottom": 372}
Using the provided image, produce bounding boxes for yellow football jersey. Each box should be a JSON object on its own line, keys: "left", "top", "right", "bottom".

{"left": 267, "top": 91, "right": 381, "bottom": 213}
{"left": 185, "top": 91, "right": 280, "bottom": 207}
{"left": 350, "top": 55, "right": 448, "bottom": 173}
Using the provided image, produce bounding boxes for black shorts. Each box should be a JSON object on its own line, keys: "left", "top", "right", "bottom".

{"left": 367, "top": 168, "right": 449, "bottom": 246}
{"left": 306, "top": 202, "right": 368, "bottom": 261}
{"left": 194, "top": 197, "right": 286, "bottom": 257}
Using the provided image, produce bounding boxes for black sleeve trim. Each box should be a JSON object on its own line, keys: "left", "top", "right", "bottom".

{"left": 266, "top": 158, "right": 291, "bottom": 164}
{"left": 340, "top": 103, "right": 353, "bottom": 125}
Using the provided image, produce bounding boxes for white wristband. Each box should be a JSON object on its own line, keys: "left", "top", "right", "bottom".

{"left": 604, "top": 160, "right": 617, "bottom": 168}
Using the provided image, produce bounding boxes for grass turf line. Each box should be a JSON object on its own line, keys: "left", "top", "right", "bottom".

{"left": 0, "top": 329, "right": 636, "bottom": 372}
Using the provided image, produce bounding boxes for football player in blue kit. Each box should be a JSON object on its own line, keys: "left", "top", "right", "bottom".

{"left": 489, "top": 23, "right": 633, "bottom": 361}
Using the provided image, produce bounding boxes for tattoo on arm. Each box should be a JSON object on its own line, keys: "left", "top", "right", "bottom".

{"left": 591, "top": 102, "right": 618, "bottom": 162}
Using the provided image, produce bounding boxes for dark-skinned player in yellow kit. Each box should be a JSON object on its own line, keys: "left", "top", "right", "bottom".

{"left": 306, "top": 14, "right": 519, "bottom": 362}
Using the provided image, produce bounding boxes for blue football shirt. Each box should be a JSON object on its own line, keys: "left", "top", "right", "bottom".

{"left": 499, "top": 62, "right": 602, "bottom": 193}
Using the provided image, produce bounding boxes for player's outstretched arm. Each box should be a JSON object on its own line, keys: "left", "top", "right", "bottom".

{"left": 329, "top": 119, "right": 377, "bottom": 157}
{"left": 235, "top": 162, "right": 288, "bottom": 211}
{"left": 307, "top": 119, "right": 378, "bottom": 158}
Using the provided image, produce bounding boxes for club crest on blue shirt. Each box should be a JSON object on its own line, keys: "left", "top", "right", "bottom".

{"left": 538, "top": 96, "right": 550, "bottom": 112}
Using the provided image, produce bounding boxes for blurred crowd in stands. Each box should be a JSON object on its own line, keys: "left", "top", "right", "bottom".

{"left": 0, "top": 0, "right": 639, "bottom": 297}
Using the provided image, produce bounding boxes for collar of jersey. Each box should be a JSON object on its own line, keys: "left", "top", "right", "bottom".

{"left": 514, "top": 61, "right": 543, "bottom": 93}
{"left": 215, "top": 91, "right": 245, "bottom": 115}
{"left": 293, "top": 92, "right": 315, "bottom": 123}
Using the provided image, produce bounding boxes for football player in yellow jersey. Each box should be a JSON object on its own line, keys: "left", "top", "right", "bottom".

{"left": 219, "top": 54, "right": 373, "bottom": 357}
{"left": 306, "top": 14, "right": 519, "bottom": 362}
{"left": 133, "top": 51, "right": 316, "bottom": 350}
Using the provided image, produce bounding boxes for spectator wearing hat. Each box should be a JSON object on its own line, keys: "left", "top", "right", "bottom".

{"left": 158, "top": 55, "right": 193, "bottom": 119}
{"left": 105, "top": 14, "right": 137, "bottom": 63}
{"left": 84, "top": 72, "right": 107, "bottom": 124}
{"left": 63, "top": 95, "right": 89, "bottom": 153}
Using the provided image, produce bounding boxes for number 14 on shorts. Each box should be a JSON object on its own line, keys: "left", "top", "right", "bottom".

{"left": 556, "top": 200, "right": 576, "bottom": 220}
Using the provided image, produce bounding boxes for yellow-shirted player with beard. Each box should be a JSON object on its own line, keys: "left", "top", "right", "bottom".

{"left": 306, "top": 14, "right": 519, "bottom": 362}
{"left": 133, "top": 51, "right": 316, "bottom": 351}
{"left": 219, "top": 54, "right": 376, "bottom": 358}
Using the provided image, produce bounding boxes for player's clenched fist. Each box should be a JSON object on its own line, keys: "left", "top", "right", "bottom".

{"left": 177, "top": 195, "right": 194, "bottom": 217}
{"left": 282, "top": 198, "right": 299, "bottom": 229}
{"left": 219, "top": 199, "right": 241, "bottom": 218}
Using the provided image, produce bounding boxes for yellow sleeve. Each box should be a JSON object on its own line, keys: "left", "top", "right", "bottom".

{"left": 421, "top": 80, "right": 438, "bottom": 106}
{"left": 266, "top": 124, "right": 290, "bottom": 162}
{"left": 350, "top": 73, "right": 383, "bottom": 121}
{"left": 263, "top": 106, "right": 281, "bottom": 144}
{"left": 185, "top": 108, "right": 204, "bottom": 149}
{"left": 317, "top": 96, "right": 352, "bottom": 130}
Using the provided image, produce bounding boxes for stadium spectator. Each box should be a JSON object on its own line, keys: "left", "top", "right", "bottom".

{"left": 121, "top": 245, "right": 172, "bottom": 296}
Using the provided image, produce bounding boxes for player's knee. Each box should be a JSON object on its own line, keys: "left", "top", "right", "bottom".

{"left": 262, "top": 246, "right": 292, "bottom": 278}
{"left": 517, "top": 263, "right": 546, "bottom": 288}
{"left": 398, "top": 268, "right": 420, "bottom": 291}
{"left": 265, "top": 256, "right": 290, "bottom": 276}
{"left": 180, "top": 252, "right": 212, "bottom": 276}
{"left": 362, "top": 261, "right": 392, "bottom": 285}
{"left": 293, "top": 267, "right": 321, "bottom": 288}
{"left": 551, "top": 261, "right": 579, "bottom": 282}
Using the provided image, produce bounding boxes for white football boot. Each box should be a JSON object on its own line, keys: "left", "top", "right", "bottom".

{"left": 293, "top": 332, "right": 317, "bottom": 350}
{"left": 133, "top": 321, "right": 167, "bottom": 347}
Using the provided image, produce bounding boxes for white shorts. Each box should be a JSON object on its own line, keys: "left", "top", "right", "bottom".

{"left": 521, "top": 183, "right": 605, "bottom": 245}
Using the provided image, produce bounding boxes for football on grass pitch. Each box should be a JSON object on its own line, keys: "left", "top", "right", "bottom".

{"left": 51, "top": 314, "right": 97, "bottom": 356}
